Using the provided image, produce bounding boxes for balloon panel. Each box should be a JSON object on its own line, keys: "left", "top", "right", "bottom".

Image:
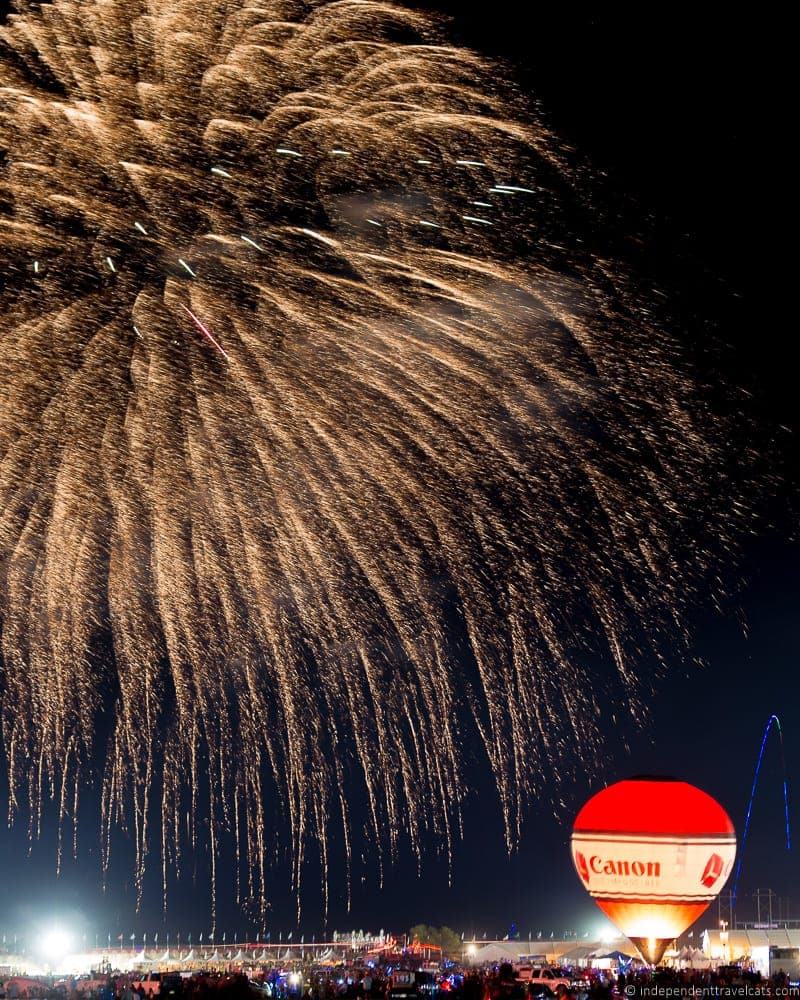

{"left": 573, "top": 778, "right": 736, "bottom": 837}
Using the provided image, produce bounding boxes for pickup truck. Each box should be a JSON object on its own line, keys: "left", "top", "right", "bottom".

{"left": 517, "top": 968, "right": 572, "bottom": 994}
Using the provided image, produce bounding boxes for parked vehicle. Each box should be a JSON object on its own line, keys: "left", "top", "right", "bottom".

{"left": 524, "top": 969, "right": 572, "bottom": 994}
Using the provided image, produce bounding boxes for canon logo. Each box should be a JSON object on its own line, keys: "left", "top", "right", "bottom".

{"left": 574, "top": 849, "right": 662, "bottom": 884}
{"left": 700, "top": 853, "right": 724, "bottom": 888}
{"left": 589, "top": 856, "right": 661, "bottom": 878}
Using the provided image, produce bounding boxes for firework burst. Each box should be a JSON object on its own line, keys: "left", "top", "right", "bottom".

{"left": 1, "top": 0, "right": 746, "bottom": 925}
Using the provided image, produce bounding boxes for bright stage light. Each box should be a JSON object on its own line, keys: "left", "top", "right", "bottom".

{"left": 39, "top": 927, "right": 73, "bottom": 964}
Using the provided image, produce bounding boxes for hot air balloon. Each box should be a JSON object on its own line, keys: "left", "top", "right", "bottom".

{"left": 571, "top": 776, "right": 736, "bottom": 965}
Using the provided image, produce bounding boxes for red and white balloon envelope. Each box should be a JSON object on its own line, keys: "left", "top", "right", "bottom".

{"left": 571, "top": 777, "right": 736, "bottom": 966}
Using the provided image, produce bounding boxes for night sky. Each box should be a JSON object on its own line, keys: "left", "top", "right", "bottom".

{"left": 0, "top": 6, "right": 796, "bottom": 945}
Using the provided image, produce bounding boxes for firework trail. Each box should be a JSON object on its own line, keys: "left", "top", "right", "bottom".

{"left": 0, "top": 0, "right": 747, "bottom": 923}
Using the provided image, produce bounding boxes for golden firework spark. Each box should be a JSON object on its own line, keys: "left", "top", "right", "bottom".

{"left": 1, "top": 0, "right": 746, "bottom": 927}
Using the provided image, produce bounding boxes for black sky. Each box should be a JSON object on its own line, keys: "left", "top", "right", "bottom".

{"left": 0, "top": 6, "right": 796, "bottom": 944}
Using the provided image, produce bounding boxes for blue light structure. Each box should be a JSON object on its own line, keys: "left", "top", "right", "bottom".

{"left": 731, "top": 714, "right": 792, "bottom": 907}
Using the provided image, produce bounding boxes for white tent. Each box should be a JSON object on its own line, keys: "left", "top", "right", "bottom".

{"left": 467, "top": 943, "right": 522, "bottom": 965}
{"left": 676, "top": 947, "right": 711, "bottom": 970}
{"left": 560, "top": 946, "right": 598, "bottom": 965}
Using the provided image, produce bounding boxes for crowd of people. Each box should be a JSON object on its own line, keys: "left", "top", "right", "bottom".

{"left": 468, "top": 963, "right": 799, "bottom": 1000}
{"left": 261, "top": 963, "right": 800, "bottom": 1000}
{"left": 3, "top": 962, "right": 799, "bottom": 1000}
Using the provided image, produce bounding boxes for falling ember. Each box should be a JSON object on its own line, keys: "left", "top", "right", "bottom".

{"left": 0, "top": 0, "right": 750, "bottom": 928}
{"left": 180, "top": 304, "right": 230, "bottom": 362}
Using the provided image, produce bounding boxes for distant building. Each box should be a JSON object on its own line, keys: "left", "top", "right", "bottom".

{"left": 702, "top": 929, "right": 800, "bottom": 977}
